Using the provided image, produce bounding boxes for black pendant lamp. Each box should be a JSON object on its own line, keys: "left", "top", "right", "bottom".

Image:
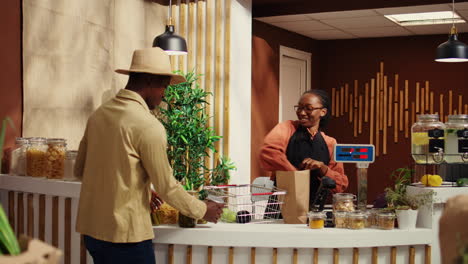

{"left": 435, "top": 0, "right": 468, "bottom": 62}
{"left": 153, "top": 0, "right": 187, "bottom": 55}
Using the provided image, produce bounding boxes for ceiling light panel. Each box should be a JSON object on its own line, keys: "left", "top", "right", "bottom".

{"left": 385, "top": 11, "right": 466, "bottom": 26}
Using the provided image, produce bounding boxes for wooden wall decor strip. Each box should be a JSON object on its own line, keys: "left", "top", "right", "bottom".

{"left": 8, "top": 191, "right": 15, "bottom": 233}
{"left": 313, "top": 248, "right": 319, "bottom": 264}
{"left": 52, "top": 196, "right": 59, "bottom": 247}
{"left": 354, "top": 80, "right": 358, "bottom": 106}
{"left": 425, "top": 245, "right": 431, "bottom": 264}
{"left": 354, "top": 108, "right": 358, "bottom": 137}
{"left": 170, "top": 2, "right": 178, "bottom": 72}
{"left": 440, "top": 94, "right": 444, "bottom": 123}
{"left": 341, "top": 86, "right": 345, "bottom": 116}
{"left": 376, "top": 73, "right": 380, "bottom": 131}
{"left": 196, "top": 0, "right": 205, "bottom": 85}
{"left": 370, "top": 79, "right": 375, "bottom": 145}
{"left": 168, "top": 244, "right": 174, "bottom": 264}
{"left": 372, "top": 247, "right": 378, "bottom": 264}
{"left": 411, "top": 102, "right": 416, "bottom": 132}
{"left": 376, "top": 92, "right": 380, "bottom": 156}
{"left": 39, "top": 194, "right": 45, "bottom": 241}
{"left": 383, "top": 76, "right": 388, "bottom": 129}
{"left": 449, "top": 90, "right": 453, "bottom": 117}
{"left": 425, "top": 81, "right": 430, "bottom": 111}
{"left": 465, "top": 104, "right": 468, "bottom": 114}
{"left": 229, "top": 246, "right": 234, "bottom": 264}
{"left": 188, "top": 0, "right": 195, "bottom": 72}
{"left": 213, "top": 0, "right": 223, "bottom": 163}
{"left": 405, "top": 110, "right": 409, "bottom": 138}
{"left": 17, "top": 192, "right": 24, "bottom": 237}
{"left": 333, "top": 248, "right": 339, "bottom": 264}
{"left": 459, "top": 95, "right": 463, "bottom": 115}
{"left": 405, "top": 80, "right": 409, "bottom": 109}
{"left": 395, "top": 74, "right": 399, "bottom": 102}
{"left": 250, "top": 247, "right": 254, "bottom": 264}
{"left": 178, "top": 1, "right": 187, "bottom": 72}
{"left": 409, "top": 246, "right": 416, "bottom": 264}
{"left": 389, "top": 85, "right": 393, "bottom": 126}
{"left": 27, "top": 193, "right": 34, "bottom": 237}
{"left": 359, "top": 95, "right": 363, "bottom": 134}
{"left": 390, "top": 247, "right": 397, "bottom": 264}
{"left": 430, "top": 92, "right": 434, "bottom": 114}
{"left": 204, "top": 0, "right": 214, "bottom": 182}
{"left": 207, "top": 246, "right": 213, "bottom": 264}
{"left": 65, "top": 198, "right": 72, "bottom": 264}
{"left": 80, "top": 235, "right": 87, "bottom": 264}
{"left": 416, "top": 82, "right": 420, "bottom": 113}
{"left": 332, "top": 88, "right": 336, "bottom": 117}
{"left": 365, "top": 82, "right": 369, "bottom": 122}
{"left": 223, "top": 0, "right": 231, "bottom": 156}
{"left": 394, "top": 102, "right": 398, "bottom": 143}
{"left": 186, "top": 245, "right": 192, "bottom": 264}
{"left": 421, "top": 87, "right": 425, "bottom": 114}
{"left": 400, "top": 90, "right": 404, "bottom": 131}
{"left": 353, "top": 248, "right": 359, "bottom": 264}
{"left": 273, "top": 248, "right": 278, "bottom": 264}
{"left": 349, "top": 93, "right": 353, "bottom": 123}
{"left": 336, "top": 92, "right": 340, "bottom": 118}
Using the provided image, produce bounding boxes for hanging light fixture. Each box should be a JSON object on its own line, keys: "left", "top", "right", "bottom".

{"left": 435, "top": 0, "right": 468, "bottom": 62}
{"left": 153, "top": 0, "right": 187, "bottom": 55}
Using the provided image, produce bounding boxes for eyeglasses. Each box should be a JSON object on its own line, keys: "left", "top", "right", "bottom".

{"left": 294, "top": 105, "right": 324, "bottom": 113}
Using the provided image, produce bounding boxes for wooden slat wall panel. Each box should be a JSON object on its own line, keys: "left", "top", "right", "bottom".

{"left": 213, "top": 0, "right": 223, "bottom": 163}
{"left": 223, "top": 0, "right": 231, "bottom": 157}
{"left": 8, "top": 191, "right": 15, "bottom": 233}
{"left": 372, "top": 247, "right": 378, "bottom": 264}
{"left": 425, "top": 245, "right": 431, "bottom": 264}
{"left": 65, "top": 198, "right": 72, "bottom": 264}
{"left": 168, "top": 244, "right": 174, "bottom": 264}
{"left": 353, "top": 248, "right": 359, "bottom": 264}
{"left": 81, "top": 235, "right": 87, "bottom": 264}
{"left": 52, "top": 196, "right": 59, "bottom": 247}
{"left": 27, "top": 193, "right": 34, "bottom": 237}
{"left": 229, "top": 247, "right": 235, "bottom": 264}
{"left": 208, "top": 246, "right": 213, "bottom": 264}
{"left": 17, "top": 192, "right": 24, "bottom": 237}
{"left": 333, "top": 248, "right": 339, "bottom": 264}
{"left": 39, "top": 194, "right": 45, "bottom": 241}
{"left": 273, "top": 248, "right": 278, "bottom": 264}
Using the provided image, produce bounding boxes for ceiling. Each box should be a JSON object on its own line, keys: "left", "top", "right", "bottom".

{"left": 255, "top": 2, "right": 468, "bottom": 40}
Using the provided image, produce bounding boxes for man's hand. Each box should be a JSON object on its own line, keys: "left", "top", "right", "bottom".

{"left": 203, "top": 200, "right": 224, "bottom": 223}
{"left": 300, "top": 158, "right": 328, "bottom": 176}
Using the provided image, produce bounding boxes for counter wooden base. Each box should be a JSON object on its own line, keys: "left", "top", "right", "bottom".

{"left": 153, "top": 224, "right": 432, "bottom": 264}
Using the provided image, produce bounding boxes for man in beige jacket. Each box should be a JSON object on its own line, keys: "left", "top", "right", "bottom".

{"left": 75, "top": 48, "right": 223, "bottom": 264}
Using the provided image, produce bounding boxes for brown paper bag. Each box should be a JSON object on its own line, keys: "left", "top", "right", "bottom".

{"left": 276, "top": 170, "right": 310, "bottom": 224}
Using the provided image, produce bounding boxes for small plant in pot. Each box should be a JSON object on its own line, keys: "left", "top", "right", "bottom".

{"left": 158, "top": 71, "right": 236, "bottom": 227}
{"left": 385, "top": 167, "right": 434, "bottom": 229}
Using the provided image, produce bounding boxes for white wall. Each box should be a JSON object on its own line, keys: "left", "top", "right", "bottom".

{"left": 228, "top": 0, "right": 252, "bottom": 184}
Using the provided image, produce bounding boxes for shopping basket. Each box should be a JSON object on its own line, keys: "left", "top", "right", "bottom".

{"left": 203, "top": 184, "right": 286, "bottom": 224}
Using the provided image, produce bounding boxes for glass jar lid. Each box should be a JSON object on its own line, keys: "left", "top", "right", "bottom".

{"left": 348, "top": 211, "right": 367, "bottom": 219}
{"left": 308, "top": 211, "right": 326, "bottom": 219}
{"left": 377, "top": 212, "right": 395, "bottom": 219}
{"left": 447, "top": 115, "right": 468, "bottom": 121}
{"left": 15, "top": 137, "right": 29, "bottom": 145}
{"left": 28, "top": 137, "right": 46, "bottom": 144}
{"left": 66, "top": 150, "right": 78, "bottom": 159}
{"left": 47, "top": 138, "right": 67, "bottom": 145}
{"left": 417, "top": 114, "right": 440, "bottom": 122}
{"left": 333, "top": 193, "right": 356, "bottom": 200}
{"left": 333, "top": 211, "right": 348, "bottom": 217}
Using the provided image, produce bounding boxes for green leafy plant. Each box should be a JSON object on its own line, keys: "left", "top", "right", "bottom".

{"left": 0, "top": 205, "right": 20, "bottom": 256}
{"left": 158, "top": 71, "right": 235, "bottom": 191}
{"left": 0, "top": 117, "right": 15, "bottom": 173}
{"left": 385, "top": 167, "right": 434, "bottom": 210}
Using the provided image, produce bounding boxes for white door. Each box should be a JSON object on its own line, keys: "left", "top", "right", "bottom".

{"left": 279, "top": 46, "right": 311, "bottom": 122}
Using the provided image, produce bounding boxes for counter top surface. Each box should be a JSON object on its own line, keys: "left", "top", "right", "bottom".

{"left": 153, "top": 223, "right": 433, "bottom": 248}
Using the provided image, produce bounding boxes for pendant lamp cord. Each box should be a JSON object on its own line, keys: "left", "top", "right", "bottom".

{"left": 168, "top": 0, "right": 173, "bottom": 25}
{"left": 451, "top": 0, "right": 457, "bottom": 34}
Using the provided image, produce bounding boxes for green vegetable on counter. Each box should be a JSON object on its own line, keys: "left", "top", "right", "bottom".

{"left": 220, "top": 208, "right": 236, "bottom": 223}
{"left": 457, "top": 178, "right": 468, "bottom": 187}
{"left": 0, "top": 205, "right": 21, "bottom": 256}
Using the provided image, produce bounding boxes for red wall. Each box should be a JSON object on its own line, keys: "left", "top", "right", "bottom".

{"left": 0, "top": 0, "right": 22, "bottom": 172}
{"left": 252, "top": 22, "right": 468, "bottom": 202}
{"left": 251, "top": 20, "right": 320, "bottom": 179}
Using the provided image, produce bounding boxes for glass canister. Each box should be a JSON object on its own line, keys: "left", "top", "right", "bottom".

{"left": 45, "top": 138, "right": 67, "bottom": 179}
{"left": 64, "top": 150, "right": 78, "bottom": 181}
{"left": 9, "top": 137, "right": 29, "bottom": 176}
{"left": 26, "top": 137, "right": 48, "bottom": 177}
{"left": 333, "top": 193, "right": 356, "bottom": 212}
{"left": 411, "top": 114, "right": 446, "bottom": 164}
{"left": 333, "top": 211, "right": 348, "bottom": 228}
{"left": 377, "top": 212, "right": 395, "bottom": 230}
{"left": 308, "top": 211, "right": 326, "bottom": 229}
{"left": 444, "top": 115, "right": 468, "bottom": 163}
{"left": 367, "top": 208, "right": 382, "bottom": 227}
{"left": 347, "top": 211, "right": 367, "bottom": 229}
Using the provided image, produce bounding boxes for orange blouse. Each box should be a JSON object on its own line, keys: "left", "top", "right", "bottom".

{"left": 259, "top": 120, "right": 348, "bottom": 193}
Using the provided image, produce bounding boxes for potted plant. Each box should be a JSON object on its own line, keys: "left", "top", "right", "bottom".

{"left": 157, "top": 71, "right": 235, "bottom": 227}
{"left": 385, "top": 167, "right": 434, "bottom": 229}
{"left": 0, "top": 117, "right": 16, "bottom": 174}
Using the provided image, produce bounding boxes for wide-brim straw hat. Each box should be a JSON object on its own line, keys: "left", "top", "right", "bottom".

{"left": 115, "top": 47, "right": 186, "bottom": 85}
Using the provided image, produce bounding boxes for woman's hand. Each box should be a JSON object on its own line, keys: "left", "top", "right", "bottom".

{"left": 300, "top": 158, "right": 329, "bottom": 176}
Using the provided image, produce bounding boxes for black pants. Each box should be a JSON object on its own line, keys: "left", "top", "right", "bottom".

{"left": 84, "top": 235, "right": 156, "bottom": 264}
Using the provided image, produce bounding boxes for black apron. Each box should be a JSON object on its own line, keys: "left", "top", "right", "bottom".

{"left": 285, "top": 126, "right": 330, "bottom": 208}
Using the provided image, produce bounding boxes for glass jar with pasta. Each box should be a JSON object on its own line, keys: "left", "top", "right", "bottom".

{"left": 26, "top": 137, "right": 48, "bottom": 177}
{"left": 333, "top": 193, "right": 356, "bottom": 212}
{"left": 46, "top": 138, "right": 67, "bottom": 179}
{"left": 10, "top": 137, "right": 29, "bottom": 176}
{"left": 347, "top": 211, "right": 367, "bottom": 230}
